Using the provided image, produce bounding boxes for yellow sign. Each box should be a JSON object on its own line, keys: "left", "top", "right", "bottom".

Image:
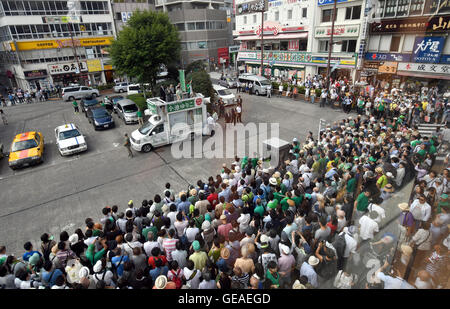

{"left": 104, "top": 64, "right": 113, "bottom": 70}
{"left": 340, "top": 60, "right": 356, "bottom": 65}
{"left": 87, "top": 59, "right": 102, "bottom": 72}
{"left": 10, "top": 37, "right": 114, "bottom": 51}
{"left": 378, "top": 61, "right": 398, "bottom": 74}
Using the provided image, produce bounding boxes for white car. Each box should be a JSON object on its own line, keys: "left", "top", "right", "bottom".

{"left": 213, "top": 84, "right": 235, "bottom": 105}
{"left": 127, "top": 84, "right": 141, "bottom": 95}
{"left": 55, "top": 123, "right": 87, "bottom": 156}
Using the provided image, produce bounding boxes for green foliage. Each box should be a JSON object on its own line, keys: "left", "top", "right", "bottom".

{"left": 187, "top": 70, "right": 215, "bottom": 102}
{"left": 315, "top": 88, "right": 322, "bottom": 97}
{"left": 108, "top": 10, "right": 181, "bottom": 93}
{"left": 186, "top": 60, "right": 207, "bottom": 76}
{"left": 94, "top": 83, "right": 115, "bottom": 91}
{"left": 282, "top": 83, "right": 289, "bottom": 91}
{"left": 297, "top": 86, "right": 306, "bottom": 94}
{"left": 272, "top": 82, "right": 279, "bottom": 90}
{"left": 127, "top": 93, "right": 152, "bottom": 111}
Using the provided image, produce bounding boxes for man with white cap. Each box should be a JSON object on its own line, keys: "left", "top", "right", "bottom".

{"left": 300, "top": 256, "right": 319, "bottom": 288}
{"left": 153, "top": 275, "right": 176, "bottom": 289}
{"left": 278, "top": 243, "right": 295, "bottom": 288}
{"left": 91, "top": 259, "right": 114, "bottom": 287}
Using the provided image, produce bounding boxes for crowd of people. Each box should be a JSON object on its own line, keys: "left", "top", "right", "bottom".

{"left": 0, "top": 81, "right": 449, "bottom": 289}
{"left": 0, "top": 87, "right": 60, "bottom": 107}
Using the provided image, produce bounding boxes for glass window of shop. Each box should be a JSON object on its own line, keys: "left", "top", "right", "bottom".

{"left": 1, "top": 1, "right": 109, "bottom": 16}
{"left": 322, "top": 9, "right": 335, "bottom": 23}
{"left": 409, "top": 0, "right": 425, "bottom": 15}
{"left": 389, "top": 36, "right": 401, "bottom": 52}
{"left": 345, "top": 5, "right": 361, "bottom": 20}
{"left": 341, "top": 40, "right": 357, "bottom": 53}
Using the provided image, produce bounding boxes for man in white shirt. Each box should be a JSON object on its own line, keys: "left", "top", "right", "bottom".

{"left": 367, "top": 203, "right": 386, "bottom": 224}
{"left": 359, "top": 211, "right": 379, "bottom": 241}
{"left": 409, "top": 195, "right": 431, "bottom": 224}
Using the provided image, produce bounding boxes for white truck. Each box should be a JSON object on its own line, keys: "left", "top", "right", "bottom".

{"left": 130, "top": 95, "right": 215, "bottom": 152}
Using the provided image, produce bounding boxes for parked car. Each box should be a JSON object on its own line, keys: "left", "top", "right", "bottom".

{"left": 80, "top": 96, "right": 100, "bottom": 115}
{"left": 213, "top": 84, "right": 235, "bottom": 105}
{"left": 127, "top": 84, "right": 141, "bottom": 95}
{"left": 115, "top": 99, "right": 139, "bottom": 124}
{"left": 8, "top": 131, "right": 44, "bottom": 170}
{"left": 113, "top": 82, "right": 129, "bottom": 93}
{"left": 86, "top": 106, "right": 115, "bottom": 130}
{"left": 238, "top": 73, "right": 272, "bottom": 95}
{"left": 218, "top": 76, "right": 237, "bottom": 88}
{"left": 62, "top": 86, "right": 99, "bottom": 101}
{"left": 102, "top": 95, "right": 124, "bottom": 113}
{"left": 55, "top": 123, "right": 87, "bottom": 156}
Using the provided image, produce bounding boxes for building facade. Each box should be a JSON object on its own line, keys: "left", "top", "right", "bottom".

{"left": 155, "top": 0, "right": 232, "bottom": 67}
{"left": 235, "top": 0, "right": 314, "bottom": 80}
{"left": 111, "top": 0, "right": 155, "bottom": 33}
{"left": 362, "top": 0, "right": 450, "bottom": 89}
{"left": 0, "top": 0, "right": 116, "bottom": 91}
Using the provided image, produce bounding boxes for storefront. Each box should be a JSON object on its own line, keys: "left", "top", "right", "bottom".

{"left": 48, "top": 61, "right": 89, "bottom": 86}
{"left": 23, "top": 70, "right": 49, "bottom": 91}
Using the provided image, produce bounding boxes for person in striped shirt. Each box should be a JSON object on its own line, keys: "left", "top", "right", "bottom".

{"left": 162, "top": 229, "right": 178, "bottom": 262}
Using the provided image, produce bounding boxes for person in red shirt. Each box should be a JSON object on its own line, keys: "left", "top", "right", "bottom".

{"left": 207, "top": 187, "right": 219, "bottom": 208}
{"left": 217, "top": 214, "right": 233, "bottom": 241}
{"left": 326, "top": 214, "right": 338, "bottom": 237}
{"left": 147, "top": 247, "right": 168, "bottom": 269}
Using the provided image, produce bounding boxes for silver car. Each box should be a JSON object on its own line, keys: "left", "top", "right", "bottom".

{"left": 218, "top": 76, "right": 237, "bottom": 88}
{"left": 62, "top": 86, "right": 100, "bottom": 101}
{"left": 113, "top": 82, "right": 129, "bottom": 93}
{"left": 115, "top": 99, "right": 139, "bottom": 124}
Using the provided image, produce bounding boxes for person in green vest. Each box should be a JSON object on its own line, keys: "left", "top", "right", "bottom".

{"left": 186, "top": 80, "right": 192, "bottom": 97}
{"left": 265, "top": 261, "right": 280, "bottom": 289}
{"left": 72, "top": 100, "right": 79, "bottom": 113}
{"left": 291, "top": 190, "right": 303, "bottom": 207}
{"left": 254, "top": 199, "right": 265, "bottom": 218}
{"left": 137, "top": 108, "right": 144, "bottom": 126}
{"left": 354, "top": 190, "right": 370, "bottom": 221}
{"left": 85, "top": 238, "right": 107, "bottom": 266}
{"left": 437, "top": 194, "right": 449, "bottom": 214}
{"left": 346, "top": 172, "right": 356, "bottom": 194}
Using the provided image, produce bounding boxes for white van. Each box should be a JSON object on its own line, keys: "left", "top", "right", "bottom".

{"left": 238, "top": 73, "right": 272, "bottom": 96}
{"left": 213, "top": 84, "right": 235, "bottom": 105}
{"left": 127, "top": 84, "right": 141, "bottom": 95}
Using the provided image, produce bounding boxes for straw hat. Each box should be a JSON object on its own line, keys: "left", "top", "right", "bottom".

{"left": 220, "top": 247, "right": 230, "bottom": 259}
{"left": 384, "top": 183, "right": 394, "bottom": 193}
{"left": 155, "top": 275, "right": 168, "bottom": 289}
{"left": 269, "top": 177, "right": 277, "bottom": 186}
{"left": 401, "top": 244, "right": 413, "bottom": 256}
{"left": 273, "top": 171, "right": 281, "bottom": 178}
{"left": 375, "top": 167, "right": 383, "bottom": 174}
{"left": 190, "top": 188, "right": 197, "bottom": 196}
{"left": 308, "top": 256, "right": 319, "bottom": 266}
{"left": 398, "top": 203, "right": 409, "bottom": 211}
{"left": 292, "top": 280, "right": 306, "bottom": 289}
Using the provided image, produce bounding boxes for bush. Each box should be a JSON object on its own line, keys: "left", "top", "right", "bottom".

{"left": 187, "top": 70, "right": 215, "bottom": 102}
{"left": 127, "top": 93, "right": 152, "bottom": 111}
{"left": 282, "top": 83, "right": 289, "bottom": 91}
{"left": 315, "top": 88, "right": 322, "bottom": 97}
{"left": 297, "top": 86, "right": 306, "bottom": 94}
{"left": 272, "top": 82, "right": 279, "bottom": 90}
{"left": 95, "top": 83, "right": 115, "bottom": 91}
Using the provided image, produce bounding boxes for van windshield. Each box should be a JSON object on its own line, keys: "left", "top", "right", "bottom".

{"left": 129, "top": 86, "right": 140, "bottom": 91}
{"left": 218, "top": 89, "right": 232, "bottom": 96}
{"left": 123, "top": 104, "right": 138, "bottom": 112}
{"left": 138, "top": 121, "right": 154, "bottom": 135}
{"left": 260, "top": 80, "right": 271, "bottom": 86}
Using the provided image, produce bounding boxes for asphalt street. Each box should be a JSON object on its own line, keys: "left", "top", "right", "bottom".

{"left": 0, "top": 91, "right": 349, "bottom": 255}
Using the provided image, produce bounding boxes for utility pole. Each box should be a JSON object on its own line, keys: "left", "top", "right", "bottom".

{"left": 325, "top": 0, "right": 337, "bottom": 90}
{"left": 260, "top": 9, "right": 264, "bottom": 76}
{"left": 69, "top": 22, "right": 84, "bottom": 86}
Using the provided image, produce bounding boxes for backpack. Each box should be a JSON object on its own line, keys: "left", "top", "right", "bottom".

{"left": 332, "top": 233, "right": 347, "bottom": 259}
{"left": 170, "top": 269, "right": 182, "bottom": 289}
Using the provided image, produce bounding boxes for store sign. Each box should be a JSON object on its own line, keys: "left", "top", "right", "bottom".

{"left": 256, "top": 21, "right": 281, "bottom": 37}
{"left": 10, "top": 37, "right": 114, "bottom": 51}
{"left": 238, "top": 51, "right": 312, "bottom": 64}
{"left": 236, "top": 0, "right": 267, "bottom": 15}
{"left": 229, "top": 45, "right": 241, "bottom": 53}
{"left": 398, "top": 62, "right": 450, "bottom": 75}
{"left": 378, "top": 61, "right": 398, "bottom": 74}
{"left": 48, "top": 62, "right": 88, "bottom": 75}
{"left": 24, "top": 70, "right": 47, "bottom": 79}
{"left": 440, "top": 54, "right": 450, "bottom": 64}
{"left": 364, "top": 52, "right": 412, "bottom": 62}
{"left": 318, "top": 0, "right": 354, "bottom": 5}
{"left": 311, "top": 56, "right": 356, "bottom": 67}
{"left": 87, "top": 59, "right": 102, "bottom": 72}
{"left": 363, "top": 61, "right": 379, "bottom": 70}
{"left": 412, "top": 36, "right": 445, "bottom": 63}
{"left": 370, "top": 15, "right": 450, "bottom": 33}
{"left": 42, "top": 16, "right": 82, "bottom": 23}
{"left": 315, "top": 25, "right": 359, "bottom": 38}
{"left": 268, "top": 0, "right": 283, "bottom": 7}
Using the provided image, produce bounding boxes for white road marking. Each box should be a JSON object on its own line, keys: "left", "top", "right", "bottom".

{"left": 113, "top": 143, "right": 120, "bottom": 147}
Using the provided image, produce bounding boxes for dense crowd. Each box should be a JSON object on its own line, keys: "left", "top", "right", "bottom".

{"left": 0, "top": 83, "right": 449, "bottom": 289}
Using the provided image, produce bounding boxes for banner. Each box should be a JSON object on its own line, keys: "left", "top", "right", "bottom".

{"left": 377, "top": 61, "right": 398, "bottom": 74}
{"left": 179, "top": 70, "right": 186, "bottom": 92}
{"left": 87, "top": 59, "right": 102, "bottom": 72}
{"left": 315, "top": 24, "right": 360, "bottom": 38}
{"left": 412, "top": 36, "right": 445, "bottom": 63}
{"left": 48, "top": 62, "right": 88, "bottom": 75}
{"left": 370, "top": 15, "right": 450, "bottom": 33}
{"left": 10, "top": 37, "right": 114, "bottom": 51}
{"left": 365, "top": 52, "right": 412, "bottom": 62}
{"left": 397, "top": 62, "right": 450, "bottom": 75}
{"left": 236, "top": 0, "right": 267, "bottom": 15}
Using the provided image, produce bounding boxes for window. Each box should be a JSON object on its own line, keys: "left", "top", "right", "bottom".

{"left": 410, "top": 0, "right": 424, "bottom": 14}
{"left": 396, "top": 0, "right": 409, "bottom": 16}
{"left": 390, "top": 36, "right": 401, "bottom": 52}
{"left": 341, "top": 40, "right": 357, "bottom": 52}
{"left": 176, "top": 23, "right": 185, "bottom": 31}
{"left": 280, "top": 41, "right": 288, "bottom": 50}
{"left": 244, "top": 16, "right": 247, "bottom": 24}
{"left": 402, "top": 35, "right": 415, "bottom": 52}
{"left": 288, "top": 9, "right": 292, "bottom": 19}
{"left": 275, "top": 11, "right": 279, "bottom": 21}
{"left": 302, "top": 8, "right": 307, "bottom": 18}
{"left": 368, "top": 35, "right": 380, "bottom": 51}
{"left": 187, "top": 22, "right": 195, "bottom": 30}
{"left": 319, "top": 40, "right": 329, "bottom": 52}
{"left": 264, "top": 12, "right": 267, "bottom": 21}
{"left": 253, "top": 14, "right": 256, "bottom": 23}
{"left": 322, "top": 9, "right": 335, "bottom": 22}
{"left": 384, "top": 0, "right": 397, "bottom": 17}
{"left": 195, "top": 22, "right": 205, "bottom": 30}
{"left": 423, "top": 0, "right": 439, "bottom": 14}
{"left": 345, "top": 5, "right": 361, "bottom": 19}
{"left": 198, "top": 41, "right": 207, "bottom": 49}
{"left": 299, "top": 39, "right": 307, "bottom": 51}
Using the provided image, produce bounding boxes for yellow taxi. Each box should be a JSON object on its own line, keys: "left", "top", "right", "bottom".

{"left": 9, "top": 131, "right": 44, "bottom": 170}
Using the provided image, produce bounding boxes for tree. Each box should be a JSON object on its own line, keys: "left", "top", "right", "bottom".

{"left": 109, "top": 10, "right": 180, "bottom": 95}
{"left": 186, "top": 60, "right": 207, "bottom": 76}
{"left": 187, "top": 70, "right": 215, "bottom": 102}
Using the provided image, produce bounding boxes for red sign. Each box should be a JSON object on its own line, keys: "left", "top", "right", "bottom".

{"left": 281, "top": 26, "right": 305, "bottom": 32}
{"left": 217, "top": 47, "right": 229, "bottom": 62}
{"left": 195, "top": 98, "right": 202, "bottom": 106}
{"left": 239, "top": 30, "right": 255, "bottom": 35}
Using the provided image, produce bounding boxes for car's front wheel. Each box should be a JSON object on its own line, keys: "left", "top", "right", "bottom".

{"left": 91, "top": 93, "right": 97, "bottom": 98}
{"left": 142, "top": 144, "right": 153, "bottom": 153}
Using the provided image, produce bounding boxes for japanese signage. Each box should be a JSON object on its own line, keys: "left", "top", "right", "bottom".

{"left": 363, "top": 61, "right": 379, "bottom": 70}
{"left": 397, "top": 62, "right": 450, "bottom": 75}
{"left": 378, "top": 61, "right": 398, "bottom": 74}
{"left": 10, "top": 37, "right": 114, "bottom": 51}
{"left": 86, "top": 59, "right": 102, "bottom": 72}
{"left": 440, "top": 55, "right": 450, "bottom": 64}
{"left": 315, "top": 25, "right": 360, "bottom": 38}
{"left": 167, "top": 99, "right": 197, "bottom": 113}
{"left": 236, "top": 0, "right": 267, "bottom": 15}
{"left": 413, "top": 37, "right": 445, "bottom": 63}
{"left": 23, "top": 70, "right": 47, "bottom": 79}
{"left": 364, "top": 53, "right": 412, "bottom": 62}
{"left": 318, "top": 0, "right": 354, "bottom": 5}
{"left": 218, "top": 47, "right": 230, "bottom": 62}
{"left": 48, "top": 62, "right": 88, "bottom": 75}
{"left": 229, "top": 45, "right": 241, "bottom": 53}
{"left": 42, "top": 16, "right": 82, "bottom": 23}
{"left": 256, "top": 21, "right": 281, "bottom": 37}
{"left": 311, "top": 57, "right": 356, "bottom": 67}
{"left": 238, "top": 51, "right": 312, "bottom": 64}
{"left": 370, "top": 15, "right": 450, "bottom": 33}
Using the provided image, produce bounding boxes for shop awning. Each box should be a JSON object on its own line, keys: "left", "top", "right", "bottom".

{"left": 396, "top": 71, "right": 450, "bottom": 80}
{"left": 235, "top": 32, "right": 308, "bottom": 41}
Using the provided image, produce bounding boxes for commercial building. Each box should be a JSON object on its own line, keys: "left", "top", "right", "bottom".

{"left": 362, "top": 0, "right": 450, "bottom": 89}
{"left": 0, "top": 0, "right": 116, "bottom": 91}
{"left": 235, "top": 0, "right": 314, "bottom": 80}
{"left": 155, "top": 0, "right": 232, "bottom": 67}
{"left": 111, "top": 0, "right": 155, "bottom": 32}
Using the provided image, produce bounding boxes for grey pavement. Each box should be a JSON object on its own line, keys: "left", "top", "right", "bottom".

{"left": 0, "top": 93, "right": 349, "bottom": 255}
